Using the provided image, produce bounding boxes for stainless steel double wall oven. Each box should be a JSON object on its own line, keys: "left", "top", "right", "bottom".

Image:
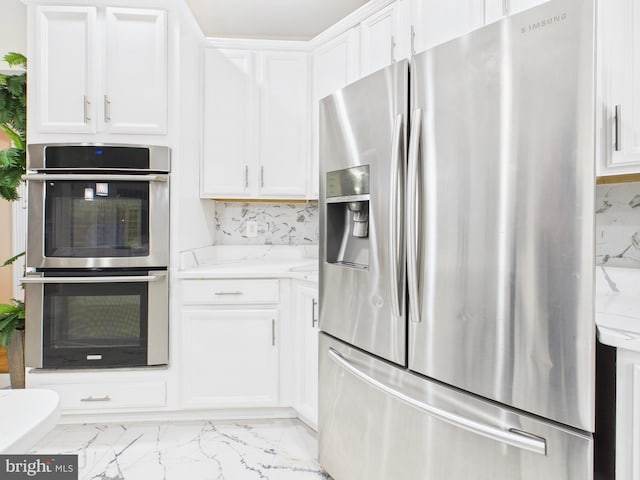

{"left": 24, "top": 144, "right": 170, "bottom": 369}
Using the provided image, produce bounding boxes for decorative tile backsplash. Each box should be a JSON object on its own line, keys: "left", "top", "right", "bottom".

{"left": 214, "top": 201, "right": 319, "bottom": 245}
{"left": 596, "top": 182, "right": 640, "bottom": 267}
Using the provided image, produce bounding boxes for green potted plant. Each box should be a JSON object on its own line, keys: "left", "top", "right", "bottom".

{"left": 0, "top": 295, "right": 25, "bottom": 389}
{"left": 0, "top": 52, "right": 27, "bottom": 388}
{"left": 0, "top": 52, "right": 27, "bottom": 201}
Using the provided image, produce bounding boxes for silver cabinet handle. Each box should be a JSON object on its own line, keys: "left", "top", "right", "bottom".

{"left": 214, "top": 291, "right": 243, "bottom": 296}
{"left": 311, "top": 298, "right": 318, "bottom": 328}
{"left": 407, "top": 109, "right": 422, "bottom": 323}
{"left": 23, "top": 174, "right": 167, "bottom": 183}
{"left": 244, "top": 164, "right": 249, "bottom": 189}
{"left": 615, "top": 104, "right": 622, "bottom": 151}
{"left": 104, "top": 95, "right": 111, "bottom": 122}
{"left": 328, "top": 348, "right": 547, "bottom": 456}
{"left": 502, "top": 0, "right": 510, "bottom": 15}
{"left": 389, "top": 113, "right": 405, "bottom": 318}
{"left": 83, "top": 95, "right": 91, "bottom": 122}
{"left": 390, "top": 35, "right": 396, "bottom": 63}
{"left": 22, "top": 273, "right": 166, "bottom": 284}
{"left": 272, "top": 319, "right": 276, "bottom": 346}
{"left": 260, "top": 165, "right": 265, "bottom": 188}
{"left": 411, "top": 26, "right": 416, "bottom": 55}
{"left": 80, "top": 395, "right": 111, "bottom": 402}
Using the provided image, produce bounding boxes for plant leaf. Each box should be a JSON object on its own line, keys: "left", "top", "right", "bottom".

{"left": 3, "top": 251, "right": 25, "bottom": 267}
{"left": 3, "top": 52, "right": 26, "bottom": 69}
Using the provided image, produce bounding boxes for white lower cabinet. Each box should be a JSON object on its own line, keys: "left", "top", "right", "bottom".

{"left": 26, "top": 371, "right": 167, "bottom": 412}
{"left": 616, "top": 348, "right": 640, "bottom": 479}
{"left": 293, "top": 281, "right": 319, "bottom": 429}
{"left": 181, "top": 309, "right": 279, "bottom": 408}
{"left": 180, "top": 278, "right": 281, "bottom": 409}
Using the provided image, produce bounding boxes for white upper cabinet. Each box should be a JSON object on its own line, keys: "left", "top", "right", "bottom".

{"left": 259, "top": 52, "right": 309, "bottom": 197}
{"left": 598, "top": 0, "right": 640, "bottom": 175}
{"left": 360, "top": 3, "right": 399, "bottom": 78}
{"left": 201, "top": 48, "right": 255, "bottom": 197}
{"left": 411, "top": 0, "right": 484, "bottom": 54}
{"left": 35, "top": 6, "right": 97, "bottom": 133}
{"left": 103, "top": 8, "right": 167, "bottom": 134}
{"left": 33, "top": 5, "right": 167, "bottom": 136}
{"left": 313, "top": 29, "right": 360, "bottom": 100}
{"left": 484, "top": 0, "right": 550, "bottom": 24}
{"left": 201, "top": 45, "right": 310, "bottom": 199}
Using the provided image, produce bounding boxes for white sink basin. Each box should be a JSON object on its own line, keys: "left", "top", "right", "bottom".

{"left": 0, "top": 389, "right": 60, "bottom": 453}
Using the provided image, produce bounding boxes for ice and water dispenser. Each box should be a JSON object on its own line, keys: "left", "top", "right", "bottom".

{"left": 324, "top": 165, "right": 370, "bottom": 269}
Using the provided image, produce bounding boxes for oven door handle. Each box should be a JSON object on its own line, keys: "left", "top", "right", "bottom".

{"left": 21, "top": 272, "right": 167, "bottom": 284}
{"left": 22, "top": 174, "right": 168, "bottom": 183}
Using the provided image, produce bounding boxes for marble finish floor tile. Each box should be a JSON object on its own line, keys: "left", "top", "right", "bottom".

{"left": 31, "top": 418, "right": 330, "bottom": 480}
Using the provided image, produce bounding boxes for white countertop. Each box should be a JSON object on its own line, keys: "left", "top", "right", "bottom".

{"left": 178, "top": 245, "right": 318, "bottom": 283}
{"left": 596, "top": 265, "right": 640, "bottom": 351}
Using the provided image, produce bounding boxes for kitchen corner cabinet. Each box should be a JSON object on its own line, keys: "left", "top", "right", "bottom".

{"left": 616, "top": 348, "right": 640, "bottom": 479}
{"left": 598, "top": 0, "right": 640, "bottom": 176}
{"left": 201, "top": 47, "right": 309, "bottom": 199}
{"left": 180, "top": 279, "right": 280, "bottom": 408}
{"left": 33, "top": 6, "right": 167, "bottom": 135}
{"left": 293, "top": 281, "right": 319, "bottom": 429}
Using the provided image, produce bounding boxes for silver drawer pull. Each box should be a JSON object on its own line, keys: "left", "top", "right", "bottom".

{"left": 214, "top": 291, "right": 243, "bottom": 296}
{"left": 80, "top": 395, "right": 111, "bottom": 403}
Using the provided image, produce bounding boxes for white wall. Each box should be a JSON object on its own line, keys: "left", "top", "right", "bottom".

{"left": 0, "top": 0, "right": 27, "bottom": 70}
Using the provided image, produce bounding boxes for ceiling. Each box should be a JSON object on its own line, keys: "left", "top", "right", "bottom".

{"left": 185, "top": 0, "right": 370, "bottom": 40}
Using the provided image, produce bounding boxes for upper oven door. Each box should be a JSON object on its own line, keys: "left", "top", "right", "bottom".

{"left": 26, "top": 173, "right": 169, "bottom": 269}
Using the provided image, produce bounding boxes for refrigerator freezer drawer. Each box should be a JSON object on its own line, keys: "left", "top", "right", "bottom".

{"left": 319, "top": 333, "right": 593, "bottom": 480}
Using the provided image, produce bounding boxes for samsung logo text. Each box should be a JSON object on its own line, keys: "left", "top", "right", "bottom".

{"left": 521, "top": 13, "right": 567, "bottom": 33}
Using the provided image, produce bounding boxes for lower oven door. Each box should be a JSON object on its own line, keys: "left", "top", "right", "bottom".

{"left": 23, "top": 270, "right": 168, "bottom": 369}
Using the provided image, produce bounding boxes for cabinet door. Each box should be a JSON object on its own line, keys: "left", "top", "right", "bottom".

{"left": 360, "top": 3, "right": 398, "bottom": 78}
{"left": 35, "top": 6, "right": 97, "bottom": 133}
{"left": 182, "top": 309, "right": 279, "bottom": 408}
{"left": 104, "top": 8, "right": 167, "bottom": 134}
{"left": 508, "top": 0, "right": 549, "bottom": 14}
{"left": 484, "top": 0, "right": 550, "bottom": 24}
{"left": 295, "top": 284, "right": 319, "bottom": 428}
{"left": 312, "top": 29, "right": 360, "bottom": 198}
{"left": 599, "top": 0, "right": 640, "bottom": 175}
{"left": 258, "top": 52, "right": 309, "bottom": 197}
{"left": 411, "top": 0, "right": 484, "bottom": 54}
{"left": 201, "top": 48, "right": 255, "bottom": 197}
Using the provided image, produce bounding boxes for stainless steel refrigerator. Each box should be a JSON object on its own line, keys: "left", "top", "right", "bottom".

{"left": 318, "top": 1, "right": 600, "bottom": 479}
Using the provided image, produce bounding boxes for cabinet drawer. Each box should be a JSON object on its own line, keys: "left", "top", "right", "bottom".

{"left": 182, "top": 279, "right": 280, "bottom": 305}
{"left": 40, "top": 382, "right": 166, "bottom": 411}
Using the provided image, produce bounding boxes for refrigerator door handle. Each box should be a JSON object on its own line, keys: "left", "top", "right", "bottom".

{"left": 407, "top": 108, "right": 422, "bottom": 323}
{"left": 328, "top": 348, "right": 547, "bottom": 456}
{"left": 389, "top": 113, "right": 405, "bottom": 318}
